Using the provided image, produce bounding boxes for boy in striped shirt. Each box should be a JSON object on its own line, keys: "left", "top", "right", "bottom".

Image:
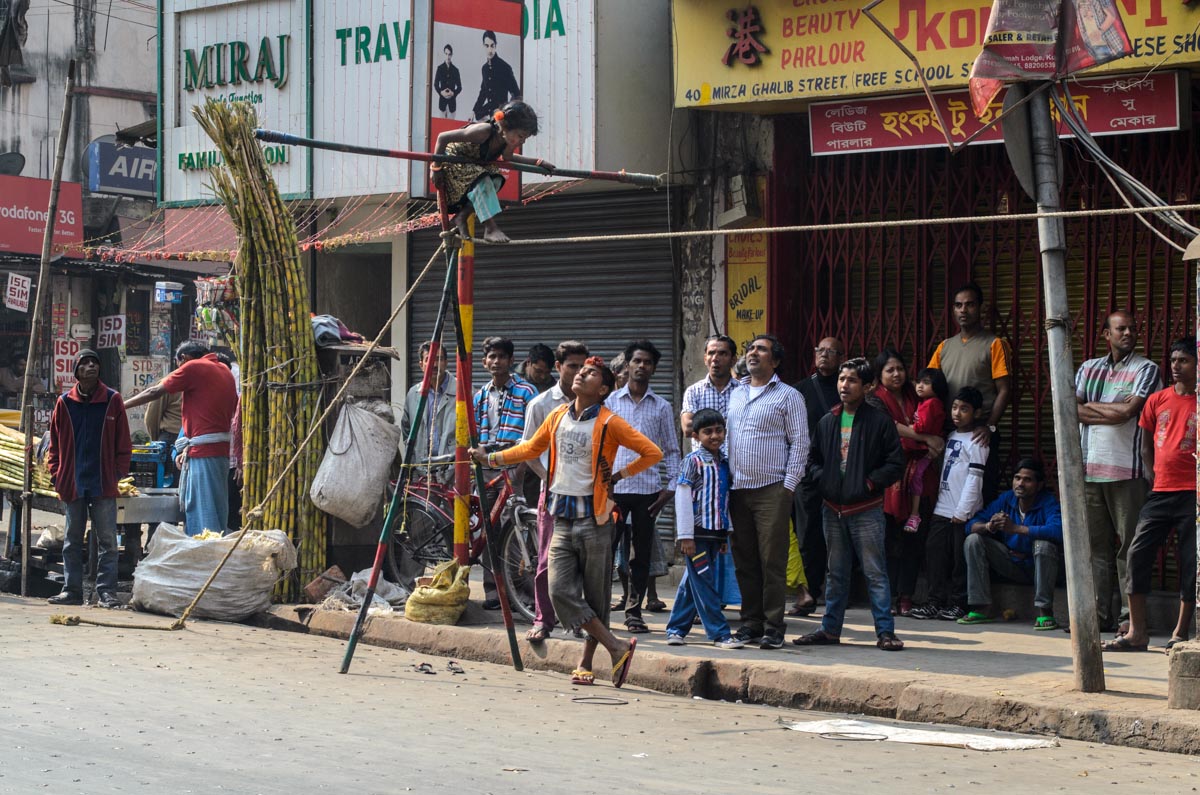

{"left": 665, "top": 409, "right": 745, "bottom": 649}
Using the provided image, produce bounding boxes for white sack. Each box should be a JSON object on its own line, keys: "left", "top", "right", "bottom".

{"left": 309, "top": 403, "right": 401, "bottom": 527}
{"left": 130, "top": 523, "right": 297, "bottom": 621}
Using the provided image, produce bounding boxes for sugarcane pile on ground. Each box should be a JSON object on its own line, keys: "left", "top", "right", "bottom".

{"left": 0, "top": 426, "right": 55, "bottom": 497}
{"left": 193, "top": 99, "right": 325, "bottom": 601}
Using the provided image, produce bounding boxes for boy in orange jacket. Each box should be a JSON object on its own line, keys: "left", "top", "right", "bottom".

{"left": 472, "top": 357, "right": 661, "bottom": 687}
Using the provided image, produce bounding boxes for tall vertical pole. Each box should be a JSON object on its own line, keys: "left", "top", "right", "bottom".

{"left": 20, "top": 61, "right": 76, "bottom": 597}
{"left": 1029, "top": 82, "right": 1104, "bottom": 692}
{"left": 1194, "top": 244, "right": 1199, "bottom": 636}
{"left": 454, "top": 219, "right": 475, "bottom": 564}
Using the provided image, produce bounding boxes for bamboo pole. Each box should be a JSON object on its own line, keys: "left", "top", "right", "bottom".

{"left": 20, "top": 60, "right": 75, "bottom": 596}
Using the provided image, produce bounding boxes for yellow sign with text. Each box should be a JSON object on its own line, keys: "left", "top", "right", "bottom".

{"left": 726, "top": 231, "right": 769, "bottom": 357}
{"left": 673, "top": 0, "right": 1200, "bottom": 108}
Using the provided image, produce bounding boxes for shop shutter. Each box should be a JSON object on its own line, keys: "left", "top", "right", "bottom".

{"left": 407, "top": 190, "right": 679, "bottom": 403}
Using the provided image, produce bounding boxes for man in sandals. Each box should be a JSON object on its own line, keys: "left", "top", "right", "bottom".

{"left": 956, "top": 459, "right": 1063, "bottom": 631}
{"left": 472, "top": 357, "right": 661, "bottom": 687}
{"left": 793, "top": 358, "right": 906, "bottom": 652}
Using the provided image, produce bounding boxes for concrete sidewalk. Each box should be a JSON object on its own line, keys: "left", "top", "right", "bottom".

{"left": 256, "top": 593, "right": 1200, "bottom": 756}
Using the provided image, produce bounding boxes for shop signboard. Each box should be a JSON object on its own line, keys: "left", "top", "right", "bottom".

{"left": 810, "top": 70, "right": 1184, "bottom": 155}
{"left": 311, "top": 0, "right": 414, "bottom": 199}
{"left": 86, "top": 136, "right": 157, "bottom": 199}
{"left": 724, "top": 176, "right": 769, "bottom": 355}
{"left": 53, "top": 339, "right": 80, "bottom": 391}
{"left": 159, "top": 0, "right": 310, "bottom": 205}
{"left": 5, "top": 273, "right": 30, "bottom": 313}
{"left": 672, "top": 0, "right": 1200, "bottom": 108}
{"left": 97, "top": 315, "right": 126, "bottom": 350}
{"left": 0, "top": 176, "right": 84, "bottom": 255}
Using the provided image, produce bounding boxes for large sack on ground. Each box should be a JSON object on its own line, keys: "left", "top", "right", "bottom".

{"left": 309, "top": 403, "right": 401, "bottom": 527}
{"left": 131, "top": 523, "right": 297, "bottom": 621}
{"left": 404, "top": 560, "right": 470, "bottom": 625}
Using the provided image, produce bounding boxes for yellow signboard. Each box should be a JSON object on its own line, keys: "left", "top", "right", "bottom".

{"left": 726, "top": 230, "right": 769, "bottom": 357}
{"left": 673, "top": 0, "right": 1200, "bottom": 108}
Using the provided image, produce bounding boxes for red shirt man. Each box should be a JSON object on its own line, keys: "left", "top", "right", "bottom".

{"left": 161, "top": 352, "right": 238, "bottom": 458}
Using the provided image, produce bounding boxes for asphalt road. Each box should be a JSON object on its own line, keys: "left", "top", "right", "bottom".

{"left": 2, "top": 595, "right": 1197, "bottom": 795}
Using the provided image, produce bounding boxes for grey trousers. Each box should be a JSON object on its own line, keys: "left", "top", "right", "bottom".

{"left": 964, "top": 533, "right": 1060, "bottom": 610}
{"left": 729, "top": 482, "right": 792, "bottom": 635}
{"left": 548, "top": 515, "right": 614, "bottom": 633}
{"left": 1084, "top": 479, "right": 1147, "bottom": 626}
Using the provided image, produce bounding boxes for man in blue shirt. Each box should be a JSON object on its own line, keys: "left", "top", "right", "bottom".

{"left": 957, "top": 458, "right": 1063, "bottom": 630}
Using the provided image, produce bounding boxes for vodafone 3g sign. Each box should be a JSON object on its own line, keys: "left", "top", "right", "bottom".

{"left": 0, "top": 175, "right": 85, "bottom": 256}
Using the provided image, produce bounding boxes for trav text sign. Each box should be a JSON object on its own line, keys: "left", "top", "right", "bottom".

{"left": 810, "top": 70, "right": 1184, "bottom": 155}
{"left": 160, "top": 0, "right": 310, "bottom": 205}
{"left": 0, "top": 176, "right": 84, "bottom": 256}
{"left": 311, "top": 0, "right": 413, "bottom": 199}
{"left": 672, "top": 0, "right": 1200, "bottom": 108}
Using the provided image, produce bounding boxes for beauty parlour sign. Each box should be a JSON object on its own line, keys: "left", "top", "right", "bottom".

{"left": 672, "top": 0, "right": 1200, "bottom": 108}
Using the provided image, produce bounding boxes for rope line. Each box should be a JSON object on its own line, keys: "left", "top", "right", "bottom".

{"left": 166, "top": 241, "right": 448, "bottom": 631}
{"left": 468, "top": 202, "right": 1200, "bottom": 247}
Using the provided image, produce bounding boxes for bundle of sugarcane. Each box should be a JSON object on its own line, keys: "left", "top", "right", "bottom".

{"left": 0, "top": 425, "right": 56, "bottom": 496}
{"left": 193, "top": 99, "right": 325, "bottom": 601}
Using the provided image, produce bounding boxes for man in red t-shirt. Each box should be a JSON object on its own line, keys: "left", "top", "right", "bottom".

{"left": 1103, "top": 338, "right": 1196, "bottom": 653}
{"left": 126, "top": 342, "right": 238, "bottom": 535}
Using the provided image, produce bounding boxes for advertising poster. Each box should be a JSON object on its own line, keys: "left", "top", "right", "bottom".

{"left": 427, "top": 0, "right": 524, "bottom": 201}
{"left": 0, "top": 176, "right": 84, "bottom": 255}
{"left": 5, "top": 273, "right": 30, "bottom": 313}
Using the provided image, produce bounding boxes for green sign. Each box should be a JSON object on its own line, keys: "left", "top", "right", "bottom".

{"left": 178, "top": 145, "right": 290, "bottom": 171}
{"left": 184, "top": 35, "right": 291, "bottom": 91}
{"left": 335, "top": 21, "right": 411, "bottom": 65}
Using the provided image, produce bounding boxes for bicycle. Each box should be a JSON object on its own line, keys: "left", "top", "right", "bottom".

{"left": 384, "top": 453, "right": 540, "bottom": 623}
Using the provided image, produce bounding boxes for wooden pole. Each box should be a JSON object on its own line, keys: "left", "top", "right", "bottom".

{"left": 1028, "top": 82, "right": 1105, "bottom": 692}
{"left": 20, "top": 60, "right": 75, "bottom": 597}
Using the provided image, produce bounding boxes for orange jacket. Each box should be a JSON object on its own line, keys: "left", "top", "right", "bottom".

{"left": 493, "top": 403, "right": 662, "bottom": 525}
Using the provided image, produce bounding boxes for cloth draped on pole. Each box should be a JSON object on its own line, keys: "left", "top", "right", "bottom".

{"left": 969, "top": 0, "right": 1133, "bottom": 118}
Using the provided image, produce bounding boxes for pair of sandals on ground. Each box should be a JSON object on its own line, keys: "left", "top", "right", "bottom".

{"left": 568, "top": 638, "right": 636, "bottom": 688}
{"left": 1100, "top": 621, "right": 1189, "bottom": 653}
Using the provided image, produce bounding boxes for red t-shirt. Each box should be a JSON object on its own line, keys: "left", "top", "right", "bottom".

{"left": 1139, "top": 386, "right": 1197, "bottom": 492}
{"left": 162, "top": 353, "right": 239, "bottom": 458}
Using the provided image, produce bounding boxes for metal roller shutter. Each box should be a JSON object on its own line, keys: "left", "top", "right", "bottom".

{"left": 407, "top": 190, "right": 680, "bottom": 403}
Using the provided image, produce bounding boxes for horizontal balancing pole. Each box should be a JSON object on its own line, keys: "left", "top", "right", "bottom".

{"left": 255, "top": 129, "right": 662, "bottom": 188}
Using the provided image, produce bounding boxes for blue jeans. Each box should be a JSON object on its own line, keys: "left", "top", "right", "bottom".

{"left": 666, "top": 538, "right": 733, "bottom": 641}
{"left": 62, "top": 496, "right": 118, "bottom": 596}
{"left": 821, "top": 506, "right": 894, "bottom": 637}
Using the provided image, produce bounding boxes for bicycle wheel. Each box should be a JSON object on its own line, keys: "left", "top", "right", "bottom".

{"left": 498, "top": 508, "right": 539, "bottom": 623}
{"left": 385, "top": 498, "right": 453, "bottom": 592}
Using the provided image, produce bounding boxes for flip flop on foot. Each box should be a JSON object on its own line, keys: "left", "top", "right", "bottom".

{"left": 525, "top": 625, "right": 549, "bottom": 643}
{"left": 624, "top": 616, "right": 650, "bottom": 634}
{"left": 570, "top": 669, "right": 595, "bottom": 686}
{"left": 1101, "top": 636, "right": 1148, "bottom": 652}
{"left": 1165, "top": 637, "right": 1189, "bottom": 650}
{"left": 612, "top": 637, "right": 637, "bottom": 689}
{"left": 791, "top": 630, "right": 840, "bottom": 646}
{"left": 1034, "top": 615, "right": 1059, "bottom": 631}
{"left": 956, "top": 611, "right": 994, "bottom": 625}
{"left": 786, "top": 600, "right": 816, "bottom": 617}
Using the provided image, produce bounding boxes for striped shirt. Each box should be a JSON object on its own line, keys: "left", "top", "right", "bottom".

{"left": 1075, "top": 351, "right": 1160, "bottom": 481}
{"left": 681, "top": 376, "right": 745, "bottom": 450}
{"left": 725, "top": 374, "right": 809, "bottom": 491}
{"left": 609, "top": 385, "right": 681, "bottom": 495}
{"left": 474, "top": 374, "right": 537, "bottom": 447}
{"left": 677, "top": 448, "right": 731, "bottom": 537}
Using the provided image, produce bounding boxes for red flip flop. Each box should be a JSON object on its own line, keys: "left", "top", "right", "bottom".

{"left": 611, "top": 637, "right": 636, "bottom": 688}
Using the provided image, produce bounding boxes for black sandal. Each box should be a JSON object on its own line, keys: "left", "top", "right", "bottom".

{"left": 876, "top": 631, "right": 904, "bottom": 651}
{"left": 624, "top": 616, "right": 650, "bottom": 634}
{"left": 792, "top": 630, "right": 840, "bottom": 646}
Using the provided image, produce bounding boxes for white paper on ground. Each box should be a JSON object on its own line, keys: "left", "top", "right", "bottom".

{"left": 783, "top": 719, "right": 1059, "bottom": 751}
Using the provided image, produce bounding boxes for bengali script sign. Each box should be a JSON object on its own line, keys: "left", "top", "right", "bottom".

{"left": 810, "top": 70, "right": 1181, "bottom": 155}
{"left": 673, "top": 0, "right": 1200, "bottom": 108}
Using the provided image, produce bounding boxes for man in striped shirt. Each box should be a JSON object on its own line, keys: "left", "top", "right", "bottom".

{"left": 474, "top": 336, "right": 538, "bottom": 447}
{"left": 725, "top": 334, "right": 809, "bottom": 650}
{"left": 1075, "top": 311, "right": 1160, "bottom": 634}
{"left": 609, "top": 339, "right": 681, "bottom": 633}
{"left": 680, "top": 334, "right": 744, "bottom": 446}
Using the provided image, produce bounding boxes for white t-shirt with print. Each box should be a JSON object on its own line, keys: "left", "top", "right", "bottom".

{"left": 933, "top": 430, "right": 989, "bottom": 521}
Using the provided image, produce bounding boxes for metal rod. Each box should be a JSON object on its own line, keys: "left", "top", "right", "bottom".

{"left": 20, "top": 60, "right": 76, "bottom": 597}
{"left": 254, "top": 129, "right": 663, "bottom": 187}
{"left": 339, "top": 244, "right": 457, "bottom": 674}
{"left": 1027, "top": 80, "right": 1105, "bottom": 692}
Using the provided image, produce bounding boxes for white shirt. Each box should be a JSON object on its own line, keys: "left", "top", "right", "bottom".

{"left": 933, "top": 430, "right": 989, "bottom": 521}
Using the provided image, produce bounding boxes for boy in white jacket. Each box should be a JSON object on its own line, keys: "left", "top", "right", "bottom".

{"left": 910, "top": 387, "right": 989, "bottom": 621}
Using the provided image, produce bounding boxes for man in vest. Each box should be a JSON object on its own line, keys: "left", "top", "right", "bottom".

{"left": 928, "top": 282, "right": 1013, "bottom": 501}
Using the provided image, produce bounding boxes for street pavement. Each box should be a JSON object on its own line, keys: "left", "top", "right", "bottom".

{"left": 2, "top": 595, "right": 1198, "bottom": 795}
